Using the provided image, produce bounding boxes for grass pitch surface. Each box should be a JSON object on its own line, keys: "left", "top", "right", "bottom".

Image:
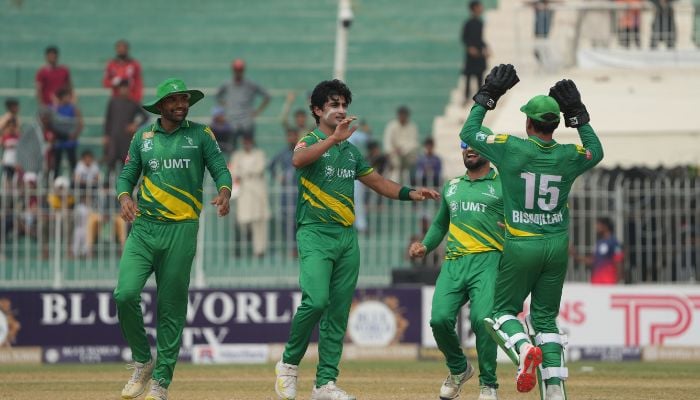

{"left": 1, "top": 360, "right": 698, "bottom": 399}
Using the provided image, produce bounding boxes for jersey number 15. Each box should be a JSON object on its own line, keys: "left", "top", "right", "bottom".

{"left": 520, "top": 172, "right": 561, "bottom": 211}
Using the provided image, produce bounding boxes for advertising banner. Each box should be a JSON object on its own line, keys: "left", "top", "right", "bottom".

{"left": 421, "top": 283, "right": 700, "bottom": 349}
{"left": 0, "top": 287, "right": 423, "bottom": 358}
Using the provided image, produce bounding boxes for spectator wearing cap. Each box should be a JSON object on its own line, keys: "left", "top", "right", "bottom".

{"left": 209, "top": 106, "right": 234, "bottom": 158}
{"left": 104, "top": 79, "right": 148, "bottom": 176}
{"left": 216, "top": 58, "right": 270, "bottom": 150}
{"left": 413, "top": 137, "right": 443, "bottom": 188}
{"left": 35, "top": 45, "right": 72, "bottom": 107}
{"left": 383, "top": 105, "right": 420, "bottom": 181}
{"left": 103, "top": 39, "right": 144, "bottom": 102}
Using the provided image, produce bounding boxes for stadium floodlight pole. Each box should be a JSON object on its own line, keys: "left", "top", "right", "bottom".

{"left": 333, "top": 0, "right": 353, "bottom": 81}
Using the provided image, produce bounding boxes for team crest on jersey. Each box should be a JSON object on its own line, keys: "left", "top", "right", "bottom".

{"left": 446, "top": 184, "right": 458, "bottom": 197}
{"left": 482, "top": 183, "right": 499, "bottom": 199}
{"left": 148, "top": 159, "right": 159, "bottom": 171}
{"left": 449, "top": 201, "right": 458, "bottom": 213}
{"left": 322, "top": 151, "right": 331, "bottom": 158}
{"left": 141, "top": 139, "right": 153, "bottom": 152}
{"left": 476, "top": 131, "right": 487, "bottom": 141}
{"left": 348, "top": 152, "right": 355, "bottom": 163}
{"left": 182, "top": 136, "right": 198, "bottom": 149}
{"left": 325, "top": 166, "right": 335, "bottom": 178}
{"left": 142, "top": 131, "right": 154, "bottom": 139}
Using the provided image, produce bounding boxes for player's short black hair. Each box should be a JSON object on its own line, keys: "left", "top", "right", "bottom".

{"left": 309, "top": 79, "right": 352, "bottom": 124}
{"left": 367, "top": 140, "right": 379, "bottom": 151}
{"left": 45, "top": 45, "right": 59, "bottom": 55}
{"left": 80, "top": 149, "right": 94, "bottom": 159}
{"left": 469, "top": 1, "right": 481, "bottom": 11}
{"left": 531, "top": 117, "right": 559, "bottom": 134}
{"left": 424, "top": 137, "right": 434, "bottom": 146}
{"left": 5, "top": 98, "right": 19, "bottom": 110}
{"left": 597, "top": 217, "right": 614, "bottom": 232}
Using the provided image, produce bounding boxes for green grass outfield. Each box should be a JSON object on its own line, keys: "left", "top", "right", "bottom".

{"left": 2, "top": 360, "right": 699, "bottom": 400}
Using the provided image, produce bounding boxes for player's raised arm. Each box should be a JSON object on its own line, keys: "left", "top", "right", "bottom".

{"left": 549, "top": 79, "right": 604, "bottom": 173}
{"left": 460, "top": 64, "right": 519, "bottom": 164}
{"left": 292, "top": 118, "right": 357, "bottom": 169}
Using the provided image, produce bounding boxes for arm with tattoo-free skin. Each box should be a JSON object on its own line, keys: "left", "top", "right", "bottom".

{"left": 291, "top": 116, "right": 357, "bottom": 169}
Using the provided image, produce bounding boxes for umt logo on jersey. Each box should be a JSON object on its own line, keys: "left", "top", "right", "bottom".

{"left": 611, "top": 294, "right": 700, "bottom": 346}
{"left": 162, "top": 158, "right": 191, "bottom": 169}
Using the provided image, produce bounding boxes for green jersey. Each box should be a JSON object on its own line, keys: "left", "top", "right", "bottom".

{"left": 460, "top": 105, "right": 603, "bottom": 239}
{"left": 422, "top": 169, "right": 504, "bottom": 259}
{"left": 116, "top": 119, "right": 232, "bottom": 222}
{"left": 295, "top": 129, "right": 373, "bottom": 227}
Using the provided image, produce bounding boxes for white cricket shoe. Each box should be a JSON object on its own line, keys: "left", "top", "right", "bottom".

{"left": 310, "top": 381, "right": 356, "bottom": 400}
{"left": 439, "top": 363, "right": 475, "bottom": 400}
{"left": 121, "top": 359, "right": 154, "bottom": 399}
{"left": 516, "top": 343, "right": 542, "bottom": 393}
{"left": 145, "top": 379, "right": 168, "bottom": 400}
{"left": 478, "top": 385, "right": 499, "bottom": 400}
{"left": 546, "top": 384, "right": 565, "bottom": 400}
{"left": 275, "top": 360, "right": 299, "bottom": 399}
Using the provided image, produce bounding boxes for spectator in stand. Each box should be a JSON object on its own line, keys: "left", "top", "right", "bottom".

{"left": 576, "top": 217, "right": 624, "bottom": 284}
{"left": 650, "top": 0, "right": 677, "bottom": 49}
{"left": 74, "top": 150, "right": 100, "bottom": 189}
{"left": 1, "top": 117, "right": 20, "bottom": 181}
{"left": 0, "top": 98, "right": 20, "bottom": 131}
{"left": 216, "top": 58, "right": 271, "bottom": 150}
{"left": 617, "top": 0, "right": 642, "bottom": 48}
{"left": 48, "top": 88, "right": 82, "bottom": 178}
{"left": 269, "top": 128, "right": 299, "bottom": 250}
{"left": 230, "top": 136, "right": 270, "bottom": 258}
{"left": 209, "top": 106, "right": 234, "bottom": 158}
{"left": 35, "top": 45, "right": 71, "bottom": 108}
{"left": 15, "top": 113, "right": 45, "bottom": 177}
{"left": 461, "top": 1, "right": 489, "bottom": 103}
{"left": 104, "top": 80, "right": 148, "bottom": 176}
{"left": 72, "top": 188, "right": 101, "bottom": 258}
{"left": 367, "top": 140, "right": 388, "bottom": 176}
{"left": 280, "top": 91, "right": 315, "bottom": 134}
{"left": 413, "top": 137, "right": 443, "bottom": 188}
{"left": 384, "top": 105, "right": 419, "bottom": 181}
{"left": 103, "top": 40, "right": 143, "bottom": 102}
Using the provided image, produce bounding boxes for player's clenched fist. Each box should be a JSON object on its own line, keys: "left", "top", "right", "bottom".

{"left": 409, "top": 242, "right": 427, "bottom": 258}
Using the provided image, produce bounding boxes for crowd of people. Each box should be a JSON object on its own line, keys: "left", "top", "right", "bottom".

{"left": 0, "top": 41, "right": 447, "bottom": 261}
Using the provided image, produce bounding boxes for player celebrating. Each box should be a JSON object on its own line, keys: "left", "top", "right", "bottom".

{"left": 460, "top": 64, "right": 603, "bottom": 400}
{"left": 114, "top": 78, "right": 232, "bottom": 400}
{"left": 409, "top": 136, "right": 503, "bottom": 400}
{"left": 274, "top": 79, "right": 440, "bottom": 400}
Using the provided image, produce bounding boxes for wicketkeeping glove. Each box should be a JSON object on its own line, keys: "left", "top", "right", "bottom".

{"left": 472, "top": 64, "right": 520, "bottom": 110}
{"left": 548, "top": 79, "right": 590, "bottom": 128}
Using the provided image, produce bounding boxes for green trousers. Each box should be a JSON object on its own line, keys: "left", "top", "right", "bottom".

{"left": 492, "top": 232, "right": 568, "bottom": 385}
{"left": 283, "top": 224, "right": 360, "bottom": 387}
{"left": 113, "top": 218, "right": 198, "bottom": 388}
{"left": 431, "top": 251, "right": 500, "bottom": 388}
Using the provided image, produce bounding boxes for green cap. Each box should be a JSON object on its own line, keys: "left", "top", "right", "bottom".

{"left": 142, "top": 78, "right": 204, "bottom": 114}
{"left": 520, "top": 95, "right": 560, "bottom": 122}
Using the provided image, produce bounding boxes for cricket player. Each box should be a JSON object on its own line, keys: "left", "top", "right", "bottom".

{"left": 460, "top": 64, "right": 603, "bottom": 400}
{"left": 409, "top": 136, "right": 503, "bottom": 400}
{"left": 274, "top": 79, "right": 440, "bottom": 400}
{"left": 114, "top": 78, "right": 232, "bottom": 400}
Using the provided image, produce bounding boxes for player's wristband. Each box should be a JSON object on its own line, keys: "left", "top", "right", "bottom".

{"left": 399, "top": 186, "right": 415, "bottom": 201}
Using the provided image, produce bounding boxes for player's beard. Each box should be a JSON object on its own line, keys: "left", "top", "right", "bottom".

{"left": 464, "top": 154, "right": 487, "bottom": 170}
{"left": 162, "top": 106, "right": 188, "bottom": 124}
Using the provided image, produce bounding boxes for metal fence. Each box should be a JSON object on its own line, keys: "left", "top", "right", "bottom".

{"left": 1, "top": 169, "right": 698, "bottom": 288}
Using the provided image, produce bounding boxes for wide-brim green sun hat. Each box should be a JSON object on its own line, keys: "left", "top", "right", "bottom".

{"left": 520, "top": 95, "right": 560, "bottom": 122}
{"left": 142, "top": 78, "right": 204, "bottom": 114}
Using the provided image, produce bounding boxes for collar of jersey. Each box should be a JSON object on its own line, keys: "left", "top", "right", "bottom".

{"left": 153, "top": 118, "right": 190, "bottom": 134}
{"left": 527, "top": 136, "right": 558, "bottom": 149}
{"left": 463, "top": 168, "right": 497, "bottom": 182}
